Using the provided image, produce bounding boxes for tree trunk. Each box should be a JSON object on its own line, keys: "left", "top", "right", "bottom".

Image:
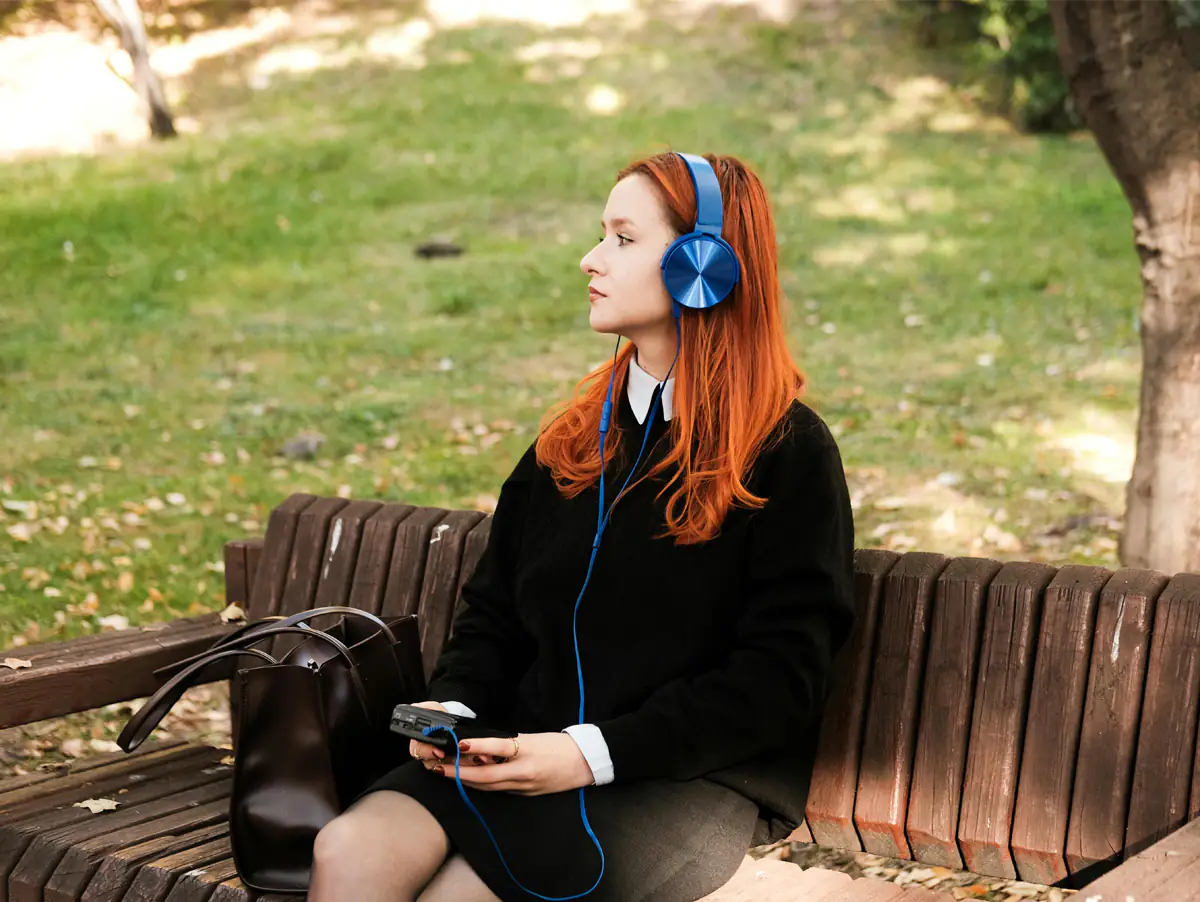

{"left": 93, "top": 0, "right": 176, "bottom": 139}
{"left": 1049, "top": 0, "right": 1200, "bottom": 574}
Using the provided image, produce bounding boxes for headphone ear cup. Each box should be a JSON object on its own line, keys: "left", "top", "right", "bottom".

{"left": 660, "top": 233, "right": 741, "bottom": 310}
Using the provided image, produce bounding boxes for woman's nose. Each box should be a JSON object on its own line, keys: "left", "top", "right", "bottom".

{"left": 580, "top": 246, "right": 601, "bottom": 276}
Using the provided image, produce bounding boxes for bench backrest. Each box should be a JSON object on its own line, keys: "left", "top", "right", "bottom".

{"left": 227, "top": 494, "right": 1200, "bottom": 888}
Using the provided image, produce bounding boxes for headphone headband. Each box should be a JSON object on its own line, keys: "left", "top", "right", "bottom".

{"left": 676, "top": 152, "right": 724, "bottom": 237}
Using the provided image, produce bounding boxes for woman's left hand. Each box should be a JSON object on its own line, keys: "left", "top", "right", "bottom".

{"left": 429, "top": 732, "right": 594, "bottom": 796}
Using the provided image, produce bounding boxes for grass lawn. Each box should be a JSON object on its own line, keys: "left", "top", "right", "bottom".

{"left": 0, "top": 0, "right": 1142, "bottom": 653}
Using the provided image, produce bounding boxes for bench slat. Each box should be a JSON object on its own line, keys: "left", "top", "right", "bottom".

{"left": 7, "top": 774, "right": 232, "bottom": 902}
{"left": 312, "top": 500, "right": 383, "bottom": 610}
{"left": 381, "top": 507, "right": 449, "bottom": 620}
{"left": 346, "top": 504, "right": 416, "bottom": 615}
{"left": 854, "top": 552, "right": 948, "bottom": 858}
{"left": 906, "top": 557, "right": 1001, "bottom": 868}
{"left": 1064, "top": 568, "right": 1166, "bottom": 881}
{"left": 209, "top": 877, "right": 255, "bottom": 902}
{"left": 1010, "top": 565, "right": 1110, "bottom": 884}
{"left": 418, "top": 510, "right": 487, "bottom": 678}
{"left": 957, "top": 561, "right": 1056, "bottom": 879}
{"left": 246, "top": 493, "right": 315, "bottom": 619}
{"left": 121, "top": 834, "right": 233, "bottom": 902}
{"left": 0, "top": 617, "right": 237, "bottom": 731}
{"left": 161, "top": 855, "right": 240, "bottom": 902}
{"left": 806, "top": 549, "right": 901, "bottom": 851}
{"left": 45, "top": 798, "right": 230, "bottom": 902}
{"left": 80, "top": 822, "right": 229, "bottom": 902}
{"left": 1124, "top": 573, "right": 1200, "bottom": 858}
{"left": 278, "top": 497, "right": 350, "bottom": 618}
{"left": 448, "top": 515, "right": 493, "bottom": 639}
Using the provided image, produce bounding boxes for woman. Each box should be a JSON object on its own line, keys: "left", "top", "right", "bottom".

{"left": 308, "top": 152, "right": 857, "bottom": 902}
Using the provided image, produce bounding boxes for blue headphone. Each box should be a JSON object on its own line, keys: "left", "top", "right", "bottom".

{"left": 659, "top": 152, "right": 741, "bottom": 315}
{"left": 433, "top": 152, "right": 737, "bottom": 900}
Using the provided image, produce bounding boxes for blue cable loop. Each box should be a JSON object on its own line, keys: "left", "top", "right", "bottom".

{"left": 430, "top": 313, "right": 683, "bottom": 899}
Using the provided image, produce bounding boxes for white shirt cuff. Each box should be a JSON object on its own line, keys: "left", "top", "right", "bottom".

{"left": 440, "top": 700, "right": 477, "bottom": 719}
{"left": 563, "top": 723, "right": 614, "bottom": 785}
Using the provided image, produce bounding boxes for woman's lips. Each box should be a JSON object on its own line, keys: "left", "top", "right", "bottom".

{"left": 588, "top": 287, "right": 606, "bottom": 303}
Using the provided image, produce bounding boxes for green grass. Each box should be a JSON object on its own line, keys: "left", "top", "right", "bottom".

{"left": 0, "top": 1, "right": 1141, "bottom": 650}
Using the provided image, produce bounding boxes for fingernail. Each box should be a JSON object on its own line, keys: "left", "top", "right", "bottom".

{"left": 433, "top": 766, "right": 443, "bottom": 776}
{"left": 434, "top": 749, "right": 444, "bottom": 759}
{"left": 459, "top": 741, "right": 470, "bottom": 751}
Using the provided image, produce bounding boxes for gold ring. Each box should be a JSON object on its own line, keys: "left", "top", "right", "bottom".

{"left": 510, "top": 737, "right": 520, "bottom": 760}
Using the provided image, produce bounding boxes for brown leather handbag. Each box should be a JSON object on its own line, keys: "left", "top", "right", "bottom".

{"left": 118, "top": 607, "right": 425, "bottom": 894}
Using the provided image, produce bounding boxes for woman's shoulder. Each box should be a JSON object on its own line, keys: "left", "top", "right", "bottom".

{"left": 748, "top": 399, "right": 844, "bottom": 495}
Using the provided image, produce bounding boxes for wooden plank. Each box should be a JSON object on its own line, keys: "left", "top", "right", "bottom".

{"left": 7, "top": 776, "right": 232, "bottom": 902}
{"left": 787, "top": 819, "right": 814, "bottom": 843}
{"left": 448, "top": 515, "right": 492, "bottom": 637}
{"left": 823, "top": 880, "right": 909, "bottom": 902}
{"left": 854, "top": 552, "right": 949, "bottom": 858}
{"left": 277, "top": 497, "right": 350, "bottom": 618}
{"left": 379, "top": 507, "right": 448, "bottom": 620}
{"left": 311, "top": 499, "right": 383, "bottom": 611}
{"left": 207, "top": 877, "right": 253, "bottom": 902}
{"left": 0, "top": 617, "right": 237, "bottom": 730}
{"left": 807, "top": 549, "right": 901, "bottom": 851}
{"left": 957, "top": 561, "right": 1056, "bottom": 879}
{"left": 0, "top": 740, "right": 188, "bottom": 803}
{"left": 1010, "top": 565, "right": 1110, "bottom": 884}
{"left": 121, "top": 835, "right": 233, "bottom": 902}
{"left": 80, "top": 822, "right": 229, "bottom": 902}
{"left": 161, "top": 856, "right": 240, "bottom": 902}
{"left": 345, "top": 503, "right": 415, "bottom": 615}
{"left": 243, "top": 538, "right": 263, "bottom": 598}
{"left": 44, "top": 798, "right": 230, "bottom": 902}
{"left": 245, "top": 493, "right": 316, "bottom": 619}
{"left": 418, "top": 510, "right": 487, "bottom": 677}
{"left": 1124, "top": 573, "right": 1200, "bottom": 858}
{"left": 0, "top": 745, "right": 220, "bottom": 824}
{"left": 1064, "top": 568, "right": 1166, "bottom": 880}
{"left": 894, "top": 888, "right": 957, "bottom": 901}
{"left": 906, "top": 557, "right": 1002, "bottom": 868}
{"left": 221, "top": 541, "right": 248, "bottom": 610}
{"left": 1077, "top": 815, "right": 1200, "bottom": 901}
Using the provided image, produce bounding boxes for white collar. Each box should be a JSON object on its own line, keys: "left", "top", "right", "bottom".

{"left": 627, "top": 353, "right": 674, "bottom": 425}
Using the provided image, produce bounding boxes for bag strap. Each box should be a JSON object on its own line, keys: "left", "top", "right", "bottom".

{"left": 119, "top": 648, "right": 278, "bottom": 752}
{"left": 154, "top": 607, "right": 400, "bottom": 679}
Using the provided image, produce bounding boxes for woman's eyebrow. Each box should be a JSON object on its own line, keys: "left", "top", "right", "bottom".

{"left": 601, "top": 216, "right": 637, "bottom": 231}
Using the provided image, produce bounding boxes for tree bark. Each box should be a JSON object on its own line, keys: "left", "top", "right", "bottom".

{"left": 1049, "top": 0, "right": 1200, "bottom": 574}
{"left": 93, "top": 0, "right": 176, "bottom": 139}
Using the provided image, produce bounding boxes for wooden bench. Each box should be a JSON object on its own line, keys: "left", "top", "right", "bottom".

{"left": 3, "top": 492, "right": 1199, "bottom": 901}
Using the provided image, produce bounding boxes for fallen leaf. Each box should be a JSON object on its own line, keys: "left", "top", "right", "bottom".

{"left": 89, "top": 739, "right": 122, "bottom": 753}
{"left": 117, "top": 571, "right": 134, "bottom": 593}
{"left": 98, "top": 614, "right": 130, "bottom": 631}
{"left": 1, "top": 657, "right": 32, "bottom": 670}
{"left": 220, "top": 755, "right": 236, "bottom": 766}
{"left": 73, "top": 798, "right": 120, "bottom": 813}
{"left": 219, "top": 603, "right": 246, "bottom": 624}
{"left": 5, "top": 522, "right": 32, "bottom": 542}
{"left": 60, "top": 737, "right": 87, "bottom": 757}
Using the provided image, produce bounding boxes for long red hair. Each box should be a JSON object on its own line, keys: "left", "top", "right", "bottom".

{"left": 534, "top": 152, "right": 807, "bottom": 544}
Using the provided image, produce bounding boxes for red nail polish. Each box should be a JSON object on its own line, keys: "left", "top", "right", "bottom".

{"left": 459, "top": 741, "right": 470, "bottom": 751}
{"left": 433, "top": 766, "right": 443, "bottom": 776}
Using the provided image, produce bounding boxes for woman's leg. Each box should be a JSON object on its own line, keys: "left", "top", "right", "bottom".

{"left": 418, "top": 854, "right": 503, "bottom": 902}
{"left": 308, "top": 790, "right": 450, "bottom": 902}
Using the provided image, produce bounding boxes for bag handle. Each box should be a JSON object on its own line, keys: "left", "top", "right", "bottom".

{"left": 119, "top": 648, "right": 278, "bottom": 752}
{"left": 154, "top": 607, "right": 400, "bottom": 680}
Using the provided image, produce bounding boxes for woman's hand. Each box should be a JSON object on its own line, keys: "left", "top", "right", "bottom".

{"left": 407, "top": 701, "right": 503, "bottom": 769}
{"left": 429, "top": 732, "right": 594, "bottom": 796}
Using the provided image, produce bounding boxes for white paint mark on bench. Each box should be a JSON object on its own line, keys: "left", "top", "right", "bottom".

{"left": 182, "top": 868, "right": 207, "bottom": 878}
{"left": 323, "top": 519, "right": 344, "bottom": 580}
{"left": 1111, "top": 595, "right": 1126, "bottom": 663}
{"left": 431, "top": 524, "right": 450, "bottom": 544}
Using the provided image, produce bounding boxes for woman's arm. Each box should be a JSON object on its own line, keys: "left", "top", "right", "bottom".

{"left": 424, "top": 442, "right": 539, "bottom": 721}
{"left": 593, "top": 424, "right": 857, "bottom": 782}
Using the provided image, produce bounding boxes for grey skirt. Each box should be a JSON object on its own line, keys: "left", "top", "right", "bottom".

{"left": 356, "top": 760, "right": 759, "bottom": 902}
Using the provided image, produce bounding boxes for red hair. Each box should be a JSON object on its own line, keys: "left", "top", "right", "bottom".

{"left": 534, "top": 152, "right": 807, "bottom": 544}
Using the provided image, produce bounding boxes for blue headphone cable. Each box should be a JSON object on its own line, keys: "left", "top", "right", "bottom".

{"left": 426, "top": 313, "right": 683, "bottom": 899}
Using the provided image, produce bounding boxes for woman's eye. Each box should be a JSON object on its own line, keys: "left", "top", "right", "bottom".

{"left": 617, "top": 234, "right": 632, "bottom": 246}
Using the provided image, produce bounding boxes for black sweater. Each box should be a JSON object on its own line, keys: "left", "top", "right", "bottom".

{"left": 426, "top": 386, "right": 856, "bottom": 789}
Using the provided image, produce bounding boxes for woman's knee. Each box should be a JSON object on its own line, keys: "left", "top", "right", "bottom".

{"left": 313, "top": 791, "right": 449, "bottom": 875}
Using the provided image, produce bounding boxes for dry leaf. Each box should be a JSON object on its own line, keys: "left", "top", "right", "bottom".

{"left": 60, "top": 737, "right": 87, "bottom": 757}
{"left": 219, "top": 603, "right": 245, "bottom": 624}
{"left": 1, "top": 657, "right": 32, "bottom": 670}
{"left": 117, "top": 571, "right": 134, "bottom": 593}
{"left": 220, "top": 755, "right": 236, "bottom": 766}
{"left": 73, "top": 797, "right": 119, "bottom": 813}
{"left": 98, "top": 614, "right": 130, "bottom": 631}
